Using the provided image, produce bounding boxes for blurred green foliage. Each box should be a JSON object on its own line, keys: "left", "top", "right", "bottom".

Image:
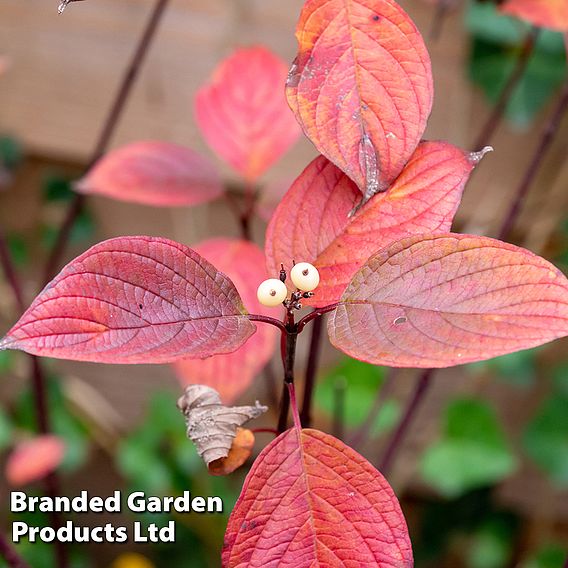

{"left": 467, "top": 1, "right": 567, "bottom": 127}
{"left": 420, "top": 398, "right": 518, "bottom": 497}
{"left": 0, "top": 136, "right": 23, "bottom": 169}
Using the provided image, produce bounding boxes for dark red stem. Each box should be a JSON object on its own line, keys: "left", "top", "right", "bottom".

{"left": 248, "top": 313, "right": 288, "bottom": 334}
{"left": 297, "top": 303, "right": 339, "bottom": 333}
{"left": 498, "top": 79, "right": 568, "bottom": 241}
{"left": 0, "top": 229, "right": 25, "bottom": 311}
{"left": 277, "top": 313, "right": 297, "bottom": 433}
{"left": 474, "top": 27, "right": 539, "bottom": 151}
{"left": 0, "top": 532, "right": 31, "bottom": 568}
{"left": 43, "top": 0, "right": 171, "bottom": 284}
{"left": 299, "top": 314, "right": 324, "bottom": 427}
{"left": 378, "top": 369, "right": 434, "bottom": 474}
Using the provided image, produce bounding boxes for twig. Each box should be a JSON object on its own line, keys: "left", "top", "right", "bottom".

{"left": 0, "top": 229, "right": 25, "bottom": 311}
{"left": 43, "top": 0, "right": 171, "bottom": 284}
{"left": 474, "top": 27, "right": 540, "bottom": 151}
{"left": 277, "top": 313, "right": 297, "bottom": 433}
{"left": 349, "top": 368, "right": 397, "bottom": 450}
{"left": 262, "top": 359, "right": 279, "bottom": 409}
{"left": 0, "top": 532, "right": 31, "bottom": 568}
{"left": 498, "top": 80, "right": 568, "bottom": 241}
{"left": 332, "top": 376, "right": 346, "bottom": 440}
{"left": 378, "top": 369, "right": 434, "bottom": 475}
{"left": 299, "top": 314, "right": 324, "bottom": 427}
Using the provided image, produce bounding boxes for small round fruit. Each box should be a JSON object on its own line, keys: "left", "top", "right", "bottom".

{"left": 257, "top": 279, "right": 288, "bottom": 307}
{"left": 290, "top": 262, "right": 320, "bottom": 292}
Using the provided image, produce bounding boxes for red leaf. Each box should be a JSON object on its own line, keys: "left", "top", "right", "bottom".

{"left": 0, "top": 237, "right": 255, "bottom": 364}
{"left": 6, "top": 435, "right": 66, "bottom": 486}
{"left": 223, "top": 427, "right": 412, "bottom": 567}
{"left": 75, "top": 141, "right": 224, "bottom": 207}
{"left": 501, "top": 0, "right": 568, "bottom": 31}
{"left": 174, "top": 239, "right": 278, "bottom": 403}
{"left": 195, "top": 46, "right": 302, "bottom": 181}
{"left": 328, "top": 233, "right": 568, "bottom": 367}
{"left": 266, "top": 142, "right": 482, "bottom": 306}
{"left": 286, "top": 0, "right": 433, "bottom": 201}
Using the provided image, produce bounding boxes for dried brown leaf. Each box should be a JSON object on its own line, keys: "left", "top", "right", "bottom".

{"left": 208, "top": 427, "right": 255, "bottom": 476}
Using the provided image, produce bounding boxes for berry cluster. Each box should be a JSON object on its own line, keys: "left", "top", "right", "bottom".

{"left": 257, "top": 262, "right": 320, "bottom": 308}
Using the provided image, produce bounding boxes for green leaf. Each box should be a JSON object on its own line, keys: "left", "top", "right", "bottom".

{"left": 315, "top": 358, "right": 398, "bottom": 434}
{"left": 421, "top": 399, "right": 518, "bottom": 497}
{"left": 467, "top": 518, "right": 515, "bottom": 568}
{"left": 521, "top": 544, "right": 568, "bottom": 568}
{"left": 523, "top": 395, "right": 568, "bottom": 486}
{"left": 7, "top": 233, "right": 30, "bottom": 268}
{"left": 0, "top": 350, "right": 14, "bottom": 373}
{"left": 0, "top": 407, "right": 13, "bottom": 451}
{"left": 0, "top": 136, "right": 23, "bottom": 169}
{"left": 43, "top": 174, "right": 75, "bottom": 203}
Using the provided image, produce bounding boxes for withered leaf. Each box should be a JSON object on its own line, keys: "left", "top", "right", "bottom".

{"left": 208, "top": 427, "right": 256, "bottom": 476}
{"left": 58, "top": 0, "right": 86, "bottom": 14}
{"left": 177, "top": 385, "right": 267, "bottom": 466}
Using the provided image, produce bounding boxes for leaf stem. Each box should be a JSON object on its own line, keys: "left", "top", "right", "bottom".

{"left": 0, "top": 532, "right": 31, "bottom": 568}
{"left": 297, "top": 303, "right": 339, "bottom": 333}
{"left": 248, "top": 314, "right": 288, "bottom": 334}
{"left": 288, "top": 382, "right": 302, "bottom": 431}
{"left": 378, "top": 369, "right": 434, "bottom": 475}
{"left": 43, "top": 0, "right": 171, "bottom": 284}
{"left": 474, "top": 26, "right": 539, "bottom": 151}
{"left": 299, "top": 314, "right": 324, "bottom": 427}
{"left": 497, "top": 79, "right": 568, "bottom": 241}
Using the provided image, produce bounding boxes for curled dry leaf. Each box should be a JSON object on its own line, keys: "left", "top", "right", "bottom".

{"left": 58, "top": 0, "right": 86, "bottom": 14}
{"left": 266, "top": 141, "right": 484, "bottom": 306}
{"left": 195, "top": 46, "right": 301, "bottom": 181}
{"left": 208, "top": 428, "right": 256, "bottom": 476}
{"left": 287, "top": 0, "right": 433, "bottom": 202}
{"left": 0, "top": 237, "right": 255, "bottom": 364}
{"left": 177, "top": 385, "right": 267, "bottom": 466}
{"left": 329, "top": 233, "right": 568, "bottom": 367}
{"left": 501, "top": 0, "right": 568, "bottom": 31}
{"left": 75, "top": 141, "right": 224, "bottom": 208}
{"left": 6, "top": 435, "right": 66, "bottom": 486}
{"left": 174, "top": 239, "right": 278, "bottom": 404}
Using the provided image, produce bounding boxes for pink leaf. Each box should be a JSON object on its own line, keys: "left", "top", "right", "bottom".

{"left": 328, "top": 233, "right": 568, "bottom": 367}
{"left": 74, "top": 141, "right": 224, "bottom": 207}
{"left": 266, "top": 142, "right": 483, "bottom": 306}
{"left": 0, "top": 237, "right": 255, "bottom": 364}
{"left": 195, "top": 46, "right": 302, "bottom": 181}
{"left": 286, "top": 0, "right": 433, "bottom": 201}
{"left": 223, "top": 428, "right": 412, "bottom": 567}
{"left": 501, "top": 0, "right": 568, "bottom": 32}
{"left": 174, "top": 239, "right": 278, "bottom": 403}
{"left": 6, "top": 435, "right": 66, "bottom": 486}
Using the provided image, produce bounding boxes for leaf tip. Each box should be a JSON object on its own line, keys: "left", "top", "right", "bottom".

{"left": 468, "top": 146, "right": 493, "bottom": 165}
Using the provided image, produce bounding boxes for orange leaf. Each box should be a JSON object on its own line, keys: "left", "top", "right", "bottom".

{"left": 266, "top": 142, "right": 484, "bottom": 306}
{"left": 501, "top": 0, "right": 568, "bottom": 31}
{"left": 328, "top": 233, "right": 568, "bottom": 367}
{"left": 223, "top": 427, "right": 412, "bottom": 566}
{"left": 195, "top": 46, "right": 301, "bottom": 181}
{"left": 6, "top": 435, "right": 66, "bottom": 486}
{"left": 174, "top": 239, "right": 278, "bottom": 403}
{"left": 208, "top": 428, "right": 255, "bottom": 476}
{"left": 75, "top": 141, "right": 224, "bottom": 207}
{"left": 286, "top": 0, "right": 433, "bottom": 202}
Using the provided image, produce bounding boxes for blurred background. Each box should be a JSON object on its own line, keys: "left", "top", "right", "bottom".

{"left": 0, "top": 0, "right": 567, "bottom": 566}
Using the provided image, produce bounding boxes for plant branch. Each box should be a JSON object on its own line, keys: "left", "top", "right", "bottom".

{"left": 498, "top": 79, "right": 568, "bottom": 241}
{"left": 474, "top": 27, "right": 539, "bottom": 151}
{"left": 297, "top": 303, "right": 339, "bottom": 333}
{"left": 248, "top": 313, "right": 288, "bottom": 334}
{"left": 378, "top": 369, "right": 434, "bottom": 475}
{"left": 0, "top": 229, "right": 25, "bottom": 311}
{"left": 277, "top": 313, "right": 298, "bottom": 433}
{"left": 332, "top": 376, "right": 346, "bottom": 440}
{"left": 299, "top": 314, "right": 324, "bottom": 428}
{"left": 0, "top": 532, "right": 31, "bottom": 568}
{"left": 43, "top": 0, "right": 171, "bottom": 284}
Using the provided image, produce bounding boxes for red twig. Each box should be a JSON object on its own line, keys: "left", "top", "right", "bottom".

{"left": 43, "top": 0, "right": 171, "bottom": 284}
{"left": 248, "top": 313, "right": 288, "bottom": 334}
{"left": 299, "top": 314, "right": 324, "bottom": 428}
{"left": 474, "top": 27, "right": 540, "bottom": 151}
{"left": 0, "top": 229, "right": 25, "bottom": 311}
{"left": 297, "top": 303, "right": 339, "bottom": 333}
{"left": 498, "top": 80, "right": 568, "bottom": 241}
{"left": 0, "top": 532, "right": 31, "bottom": 568}
{"left": 251, "top": 428, "right": 279, "bottom": 437}
{"left": 378, "top": 369, "right": 434, "bottom": 474}
{"left": 277, "top": 312, "right": 297, "bottom": 433}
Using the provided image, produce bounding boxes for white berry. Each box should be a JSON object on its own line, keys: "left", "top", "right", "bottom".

{"left": 257, "top": 279, "right": 288, "bottom": 307}
{"left": 290, "top": 262, "right": 320, "bottom": 292}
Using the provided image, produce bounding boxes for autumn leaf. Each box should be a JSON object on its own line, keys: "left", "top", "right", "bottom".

{"left": 286, "top": 0, "right": 433, "bottom": 202}
{"left": 195, "top": 46, "right": 301, "bottom": 181}
{"left": 177, "top": 385, "right": 266, "bottom": 467}
{"left": 74, "top": 141, "right": 224, "bottom": 207}
{"left": 501, "top": 0, "right": 568, "bottom": 32}
{"left": 223, "top": 427, "right": 412, "bottom": 566}
{"left": 0, "top": 237, "right": 256, "bottom": 364}
{"left": 6, "top": 435, "right": 66, "bottom": 486}
{"left": 174, "top": 239, "right": 278, "bottom": 403}
{"left": 208, "top": 428, "right": 256, "bottom": 476}
{"left": 266, "top": 142, "right": 485, "bottom": 306}
{"left": 328, "top": 233, "right": 568, "bottom": 367}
